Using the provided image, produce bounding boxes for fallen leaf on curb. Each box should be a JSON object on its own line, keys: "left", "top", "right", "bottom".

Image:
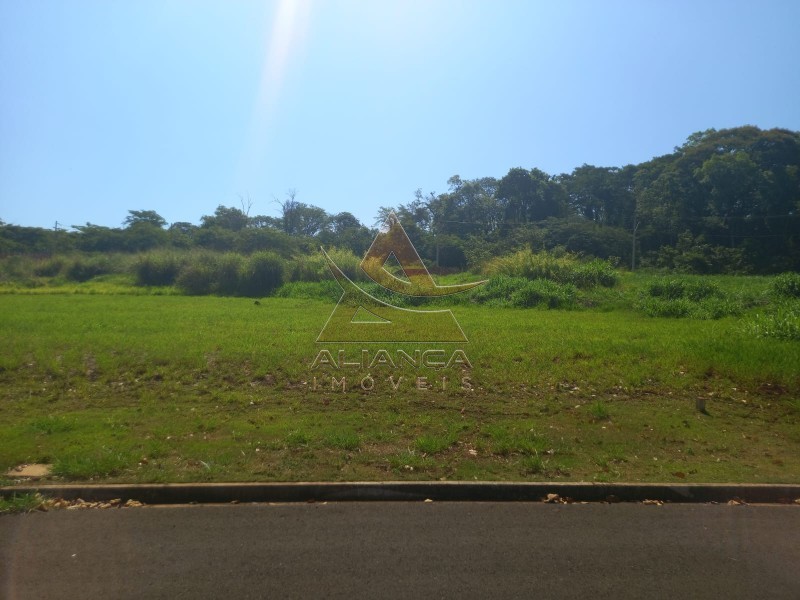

{"left": 424, "top": 498, "right": 433, "bottom": 503}
{"left": 543, "top": 494, "right": 573, "bottom": 504}
{"left": 35, "top": 497, "right": 144, "bottom": 511}
{"left": 41, "top": 498, "right": 71, "bottom": 510}
{"left": 643, "top": 499, "right": 663, "bottom": 506}
{"left": 795, "top": 499, "right": 800, "bottom": 505}
{"left": 727, "top": 497, "right": 747, "bottom": 506}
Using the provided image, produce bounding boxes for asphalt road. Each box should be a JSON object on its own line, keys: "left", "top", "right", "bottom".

{"left": 1, "top": 502, "right": 798, "bottom": 599}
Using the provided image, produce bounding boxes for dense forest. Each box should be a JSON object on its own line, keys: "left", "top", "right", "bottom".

{"left": 2, "top": 126, "right": 798, "bottom": 274}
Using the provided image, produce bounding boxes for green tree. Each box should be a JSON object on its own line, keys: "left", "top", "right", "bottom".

{"left": 432, "top": 176, "right": 501, "bottom": 237}
{"left": 497, "top": 168, "right": 567, "bottom": 224}
{"left": 318, "top": 212, "right": 373, "bottom": 255}
{"left": 123, "top": 210, "right": 166, "bottom": 229}
{"left": 562, "top": 165, "right": 634, "bottom": 227}
{"left": 72, "top": 223, "right": 126, "bottom": 252}
{"left": 122, "top": 210, "right": 168, "bottom": 250}
{"left": 201, "top": 206, "right": 250, "bottom": 231}
{"left": 696, "top": 150, "right": 765, "bottom": 248}
{"left": 278, "top": 192, "right": 330, "bottom": 237}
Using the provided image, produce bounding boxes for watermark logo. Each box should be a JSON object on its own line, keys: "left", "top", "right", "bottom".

{"left": 316, "top": 213, "right": 486, "bottom": 343}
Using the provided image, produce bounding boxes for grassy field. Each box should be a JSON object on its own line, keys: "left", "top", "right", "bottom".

{"left": 1, "top": 282, "right": 799, "bottom": 486}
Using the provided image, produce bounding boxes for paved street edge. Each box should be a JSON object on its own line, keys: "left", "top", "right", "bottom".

{"left": 2, "top": 481, "right": 799, "bottom": 505}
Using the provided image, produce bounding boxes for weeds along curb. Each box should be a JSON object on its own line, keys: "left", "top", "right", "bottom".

{"left": 2, "top": 482, "right": 799, "bottom": 505}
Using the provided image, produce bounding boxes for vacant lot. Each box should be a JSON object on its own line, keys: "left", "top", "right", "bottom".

{"left": 1, "top": 292, "right": 798, "bottom": 485}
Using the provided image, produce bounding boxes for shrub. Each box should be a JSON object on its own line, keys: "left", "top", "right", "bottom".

{"left": 239, "top": 251, "right": 284, "bottom": 297}
{"left": 647, "top": 231, "right": 747, "bottom": 274}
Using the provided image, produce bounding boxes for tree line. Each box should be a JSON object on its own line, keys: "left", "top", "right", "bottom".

{"left": 2, "top": 126, "right": 798, "bottom": 273}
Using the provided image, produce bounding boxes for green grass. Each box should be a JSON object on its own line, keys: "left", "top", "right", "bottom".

{"left": 744, "top": 301, "right": 800, "bottom": 341}
{"left": 52, "top": 449, "right": 131, "bottom": 479}
{"left": 415, "top": 432, "right": 458, "bottom": 455}
{"left": 589, "top": 400, "right": 611, "bottom": 421}
{"left": 325, "top": 432, "right": 361, "bottom": 451}
{"left": 0, "top": 492, "right": 44, "bottom": 514}
{"left": 0, "top": 291, "right": 798, "bottom": 485}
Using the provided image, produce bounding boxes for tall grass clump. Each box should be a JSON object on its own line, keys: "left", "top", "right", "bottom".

{"left": 509, "top": 279, "right": 577, "bottom": 308}
{"left": 482, "top": 249, "right": 617, "bottom": 288}
{"left": 65, "top": 254, "right": 127, "bottom": 282}
{"left": 745, "top": 303, "right": 800, "bottom": 341}
{"left": 134, "top": 252, "right": 186, "bottom": 286}
{"left": 743, "top": 273, "right": 800, "bottom": 340}
{"left": 287, "top": 252, "right": 329, "bottom": 282}
{"left": 471, "top": 275, "right": 526, "bottom": 306}
{"left": 0, "top": 493, "right": 45, "bottom": 514}
{"left": 175, "top": 253, "right": 218, "bottom": 295}
{"left": 52, "top": 450, "right": 130, "bottom": 479}
{"left": 637, "top": 276, "right": 742, "bottom": 319}
{"left": 771, "top": 272, "right": 800, "bottom": 299}
{"left": 216, "top": 253, "right": 246, "bottom": 295}
{"left": 33, "top": 257, "right": 66, "bottom": 278}
{"left": 288, "top": 248, "right": 364, "bottom": 282}
{"left": 239, "top": 251, "right": 284, "bottom": 297}
{"left": 571, "top": 259, "right": 619, "bottom": 288}
{"left": 274, "top": 280, "right": 341, "bottom": 301}
{"left": 470, "top": 275, "right": 576, "bottom": 309}
{"left": 173, "top": 251, "right": 285, "bottom": 297}
{"left": 645, "top": 277, "right": 721, "bottom": 301}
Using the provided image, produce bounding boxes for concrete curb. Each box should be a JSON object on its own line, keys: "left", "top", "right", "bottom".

{"left": 2, "top": 482, "right": 799, "bottom": 505}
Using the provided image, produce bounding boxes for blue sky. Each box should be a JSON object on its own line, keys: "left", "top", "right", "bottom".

{"left": 1, "top": 0, "right": 798, "bottom": 230}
